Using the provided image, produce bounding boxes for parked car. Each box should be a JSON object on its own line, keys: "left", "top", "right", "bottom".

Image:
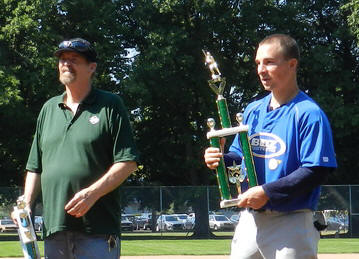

{"left": 134, "top": 215, "right": 153, "bottom": 230}
{"left": 185, "top": 216, "right": 195, "bottom": 230}
{"left": 173, "top": 214, "right": 194, "bottom": 230}
{"left": 34, "top": 216, "right": 43, "bottom": 232}
{"left": 209, "top": 214, "right": 234, "bottom": 231}
{"left": 122, "top": 214, "right": 136, "bottom": 225}
{"left": 156, "top": 215, "right": 184, "bottom": 231}
{"left": 0, "top": 219, "right": 17, "bottom": 232}
{"left": 121, "top": 216, "right": 134, "bottom": 232}
{"left": 326, "top": 217, "right": 347, "bottom": 232}
{"left": 229, "top": 214, "right": 240, "bottom": 225}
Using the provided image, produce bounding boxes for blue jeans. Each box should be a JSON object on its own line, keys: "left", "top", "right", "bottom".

{"left": 44, "top": 231, "right": 120, "bottom": 259}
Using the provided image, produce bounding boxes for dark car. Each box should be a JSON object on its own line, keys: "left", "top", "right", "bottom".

{"left": 134, "top": 215, "right": 153, "bottom": 230}
{"left": 121, "top": 216, "right": 134, "bottom": 232}
{"left": 34, "top": 216, "right": 43, "bottom": 232}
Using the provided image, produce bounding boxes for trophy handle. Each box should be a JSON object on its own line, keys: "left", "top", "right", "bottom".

{"left": 235, "top": 114, "right": 258, "bottom": 187}
{"left": 216, "top": 94, "right": 231, "bottom": 129}
{"left": 207, "top": 119, "right": 232, "bottom": 201}
{"left": 239, "top": 131, "right": 258, "bottom": 187}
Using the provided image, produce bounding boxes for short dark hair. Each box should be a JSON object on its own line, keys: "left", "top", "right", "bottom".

{"left": 259, "top": 34, "right": 300, "bottom": 62}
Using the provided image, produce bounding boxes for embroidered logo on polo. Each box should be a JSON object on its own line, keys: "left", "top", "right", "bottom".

{"left": 89, "top": 115, "right": 100, "bottom": 125}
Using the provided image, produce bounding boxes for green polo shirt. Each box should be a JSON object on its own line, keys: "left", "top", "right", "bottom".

{"left": 26, "top": 88, "right": 139, "bottom": 238}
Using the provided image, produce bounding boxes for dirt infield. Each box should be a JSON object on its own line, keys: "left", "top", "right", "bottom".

{"left": 2, "top": 255, "right": 359, "bottom": 258}
{"left": 120, "top": 255, "right": 358, "bottom": 259}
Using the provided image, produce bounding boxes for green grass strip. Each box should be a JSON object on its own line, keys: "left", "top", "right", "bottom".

{"left": 1, "top": 238, "right": 359, "bottom": 257}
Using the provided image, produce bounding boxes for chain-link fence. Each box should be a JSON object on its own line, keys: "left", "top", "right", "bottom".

{"left": 0, "top": 185, "right": 357, "bottom": 237}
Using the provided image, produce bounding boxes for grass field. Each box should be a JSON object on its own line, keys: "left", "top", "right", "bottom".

{"left": 0, "top": 233, "right": 359, "bottom": 257}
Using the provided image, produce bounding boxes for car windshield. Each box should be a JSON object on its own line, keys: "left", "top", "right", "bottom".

{"left": 121, "top": 217, "right": 129, "bottom": 221}
{"left": 1, "top": 220, "right": 14, "bottom": 225}
{"left": 214, "top": 215, "right": 228, "bottom": 221}
{"left": 165, "top": 216, "right": 178, "bottom": 221}
{"left": 176, "top": 215, "right": 188, "bottom": 219}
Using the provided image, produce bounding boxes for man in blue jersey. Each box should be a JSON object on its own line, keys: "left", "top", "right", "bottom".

{"left": 204, "top": 34, "right": 337, "bottom": 259}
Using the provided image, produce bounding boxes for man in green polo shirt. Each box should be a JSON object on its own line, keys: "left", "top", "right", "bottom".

{"left": 14, "top": 38, "right": 139, "bottom": 258}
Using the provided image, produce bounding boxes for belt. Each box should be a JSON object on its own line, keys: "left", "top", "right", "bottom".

{"left": 245, "top": 208, "right": 312, "bottom": 214}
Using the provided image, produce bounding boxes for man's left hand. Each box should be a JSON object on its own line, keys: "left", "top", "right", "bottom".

{"left": 65, "top": 188, "right": 99, "bottom": 218}
{"left": 237, "top": 186, "right": 269, "bottom": 210}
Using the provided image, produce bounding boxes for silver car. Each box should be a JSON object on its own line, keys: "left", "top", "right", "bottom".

{"left": 230, "top": 214, "right": 240, "bottom": 225}
{"left": 209, "top": 214, "right": 234, "bottom": 231}
{"left": 156, "top": 215, "right": 184, "bottom": 231}
{"left": 0, "top": 219, "right": 17, "bottom": 232}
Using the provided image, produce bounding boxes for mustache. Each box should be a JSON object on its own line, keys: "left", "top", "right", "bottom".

{"left": 61, "top": 69, "right": 75, "bottom": 73}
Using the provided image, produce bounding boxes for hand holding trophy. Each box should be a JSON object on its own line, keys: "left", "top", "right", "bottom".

{"left": 203, "top": 50, "right": 258, "bottom": 208}
{"left": 13, "top": 196, "right": 41, "bottom": 259}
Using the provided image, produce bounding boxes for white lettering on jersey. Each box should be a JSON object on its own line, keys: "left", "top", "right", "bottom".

{"left": 249, "top": 132, "right": 286, "bottom": 158}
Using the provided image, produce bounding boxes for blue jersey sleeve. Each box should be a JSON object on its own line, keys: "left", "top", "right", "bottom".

{"left": 299, "top": 109, "right": 337, "bottom": 168}
{"left": 228, "top": 134, "right": 243, "bottom": 157}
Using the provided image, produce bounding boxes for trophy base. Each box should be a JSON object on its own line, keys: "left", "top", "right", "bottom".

{"left": 220, "top": 196, "right": 242, "bottom": 208}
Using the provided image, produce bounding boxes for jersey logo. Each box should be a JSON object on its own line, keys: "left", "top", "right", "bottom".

{"left": 249, "top": 132, "right": 286, "bottom": 158}
{"left": 89, "top": 115, "right": 100, "bottom": 125}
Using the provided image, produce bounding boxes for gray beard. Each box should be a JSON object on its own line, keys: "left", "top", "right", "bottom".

{"left": 60, "top": 72, "right": 76, "bottom": 85}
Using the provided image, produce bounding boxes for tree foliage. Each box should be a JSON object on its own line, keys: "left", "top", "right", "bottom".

{"left": 0, "top": 0, "right": 135, "bottom": 186}
{"left": 342, "top": 0, "right": 359, "bottom": 44}
{"left": 0, "top": 0, "right": 358, "bottom": 187}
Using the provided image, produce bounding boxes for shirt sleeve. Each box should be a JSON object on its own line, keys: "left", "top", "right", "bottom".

{"left": 26, "top": 106, "right": 46, "bottom": 173}
{"left": 111, "top": 96, "right": 139, "bottom": 163}
{"left": 223, "top": 151, "right": 242, "bottom": 168}
{"left": 263, "top": 166, "right": 332, "bottom": 206}
{"left": 299, "top": 109, "right": 337, "bottom": 168}
{"left": 228, "top": 134, "right": 243, "bottom": 157}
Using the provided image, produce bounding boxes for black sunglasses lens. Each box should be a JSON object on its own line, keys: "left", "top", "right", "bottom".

{"left": 70, "top": 41, "right": 89, "bottom": 51}
{"left": 58, "top": 41, "right": 90, "bottom": 51}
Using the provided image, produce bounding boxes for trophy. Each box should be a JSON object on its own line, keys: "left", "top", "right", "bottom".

{"left": 203, "top": 50, "right": 258, "bottom": 208}
{"left": 13, "top": 196, "right": 41, "bottom": 259}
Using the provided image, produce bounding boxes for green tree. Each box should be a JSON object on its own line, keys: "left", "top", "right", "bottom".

{"left": 342, "top": 0, "right": 359, "bottom": 44}
{"left": 0, "top": 0, "right": 58, "bottom": 186}
{"left": 0, "top": 0, "right": 135, "bottom": 186}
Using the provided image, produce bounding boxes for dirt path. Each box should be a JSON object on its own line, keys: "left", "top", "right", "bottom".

{"left": 3, "top": 254, "right": 358, "bottom": 259}
{"left": 120, "top": 255, "right": 358, "bottom": 259}
{"left": 120, "top": 255, "right": 357, "bottom": 259}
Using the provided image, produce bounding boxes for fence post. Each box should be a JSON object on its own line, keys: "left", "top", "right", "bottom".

{"left": 349, "top": 185, "right": 352, "bottom": 237}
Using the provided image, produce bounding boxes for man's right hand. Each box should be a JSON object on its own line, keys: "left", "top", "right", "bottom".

{"left": 204, "top": 138, "right": 226, "bottom": 170}
{"left": 11, "top": 199, "right": 31, "bottom": 226}
{"left": 204, "top": 147, "right": 223, "bottom": 170}
{"left": 10, "top": 210, "right": 18, "bottom": 226}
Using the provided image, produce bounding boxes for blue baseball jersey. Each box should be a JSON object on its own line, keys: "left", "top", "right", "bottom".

{"left": 229, "top": 91, "right": 337, "bottom": 211}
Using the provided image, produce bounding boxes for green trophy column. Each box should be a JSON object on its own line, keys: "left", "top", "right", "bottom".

{"left": 239, "top": 131, "right": 258, "bottom": 187}
{"left": 209, "top": 136, "right": 231, "bottom": 200}
{"left": 216, "top": 96, "right": 231, "bottom": 128}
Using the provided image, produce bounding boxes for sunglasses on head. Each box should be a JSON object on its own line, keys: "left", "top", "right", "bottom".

{"left": 58, "top": 40, "right": 92, "bottom": 51}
